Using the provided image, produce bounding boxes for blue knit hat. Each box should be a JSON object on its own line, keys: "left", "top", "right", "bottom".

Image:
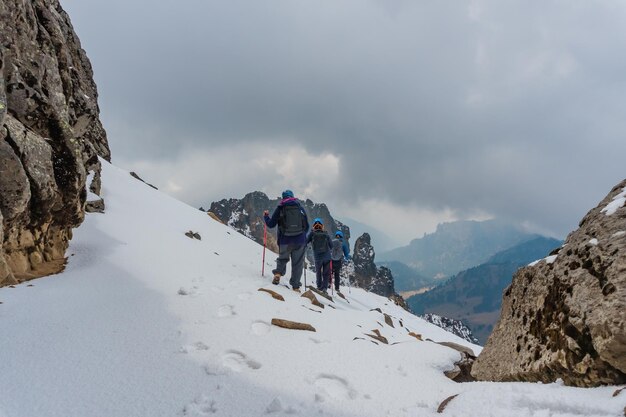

{"left": 335, "top": 230, "right": 343, "bottom": 238}
{"left": 282, "top": 189, "right": 294, "bottom": 199}
{"left": 313, "top": 217, "right": 323, "bottom": 225}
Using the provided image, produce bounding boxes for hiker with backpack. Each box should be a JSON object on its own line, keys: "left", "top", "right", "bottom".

{"left": 307, "top": 218, "right": 333, "bottom": 292}
{"left": 263, "top": 190, "right": 309, "bottom": 291}
{"left": 331, "top": 230, "right": 351, "bottom": 293}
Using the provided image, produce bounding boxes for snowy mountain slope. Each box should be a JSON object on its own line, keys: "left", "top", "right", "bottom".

{"left": 0, "top": 161, "right": 623, "bottom": 417}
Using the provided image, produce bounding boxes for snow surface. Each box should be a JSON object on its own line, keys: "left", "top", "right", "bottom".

{"left": 85, "top": 170, "right": 101, "bottom": 202}
{"left": 601, "top": 186, "right": 626, "bottom": 216}
{"left": 589, "top": 238, "right": 599, "bottom": 246}
{"left": 528, "top": 254, "right": 558, "bottom": 267}
{"left": 1, "top": 161, "right": 624, "bottom": 417}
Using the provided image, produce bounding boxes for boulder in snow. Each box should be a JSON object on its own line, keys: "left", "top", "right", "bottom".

{"left": 271, "top": 318, "right": 316, "bottom": 332}
{"left": 473, "top": 179, "right": 626, "bottom": 387}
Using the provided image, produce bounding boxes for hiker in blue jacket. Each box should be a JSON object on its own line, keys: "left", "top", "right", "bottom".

{"left": 331, "top": 230, "right": 351, "bottom": 292}
{"left": 263, "top": 190, "right": 309, "bottom": 291}
{"left": 307, "top": 218, "right": 333, "bottom": 292}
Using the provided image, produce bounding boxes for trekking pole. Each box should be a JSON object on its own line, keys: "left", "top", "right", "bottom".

{"left": 304, "top": 260, "right": 307, "bottom": 290}
{"left": 330, "top": 260, "right": 333, "bottom": 296}
{"left": 261, "top": 221, "right": 267, "bottom": 277}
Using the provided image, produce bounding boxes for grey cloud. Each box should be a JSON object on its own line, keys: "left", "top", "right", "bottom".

{"left": 63, "top": 0, "right": 626, "bottom": 238}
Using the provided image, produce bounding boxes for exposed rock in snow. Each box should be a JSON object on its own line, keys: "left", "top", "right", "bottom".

{"left": 351, "top": 233, "right": 400, "bottom": 299}
{"left": 257, "top": 288, "right": 285, "bottom": 301}
{"left": 421, "top": 313, "right": 480, "bottom": 345}
{"left": 271, "top": 318, "right": 316, "bottom": 332}
{"left": 0, "top": 0, "right": 109, "bottom": 286}
{"left": 473, "top": 178, "right": 626, "bottom": 387}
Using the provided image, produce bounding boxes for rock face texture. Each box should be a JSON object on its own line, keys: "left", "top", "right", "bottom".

{"left": 0, "top": 0, "right": 109, "bottom": 286}
{"left": 422, "top": 313, "right": 479, "bottom": 345}
{"left": 472, "top": 180, "right": 626, "bottom": 387}
{"left": 352, "top": 233, "right": 405, "bottom": 305}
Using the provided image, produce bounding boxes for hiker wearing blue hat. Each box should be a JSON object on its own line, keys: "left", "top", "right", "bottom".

{"left": 263, "top": 190, "right": 309, "bottom": 291}
{"left": 306, "top": 218, "right": 333, "bottom": 292}
{"left": 331, "top": 230, "right": 351, "bottom": 292}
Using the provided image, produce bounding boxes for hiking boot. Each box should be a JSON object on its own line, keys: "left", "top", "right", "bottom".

{"left": 292, "top": 287, "right": 301, "bottom": 293}
{"left": 272, "top": 274, "right": 281, "bottom": 285}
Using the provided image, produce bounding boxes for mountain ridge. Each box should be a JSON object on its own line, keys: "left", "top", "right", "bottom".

{"left": 407, "top": 236, "right": 563, "bottom": 343}
{"left": 379, "top": 219, "right": 546, "bottom": 281}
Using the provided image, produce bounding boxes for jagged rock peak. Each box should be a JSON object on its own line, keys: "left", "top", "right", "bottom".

{"left": 0, "top": 0, "right": 110, "bottom": 286}
{"left": 472, "top": 179, "right": 626, "bottom": 387}
{"left": 352, "top": 233, "right": 401, "bottom": 301}
{"left": 421, "top": 313, "right": 479, "bottom": 345}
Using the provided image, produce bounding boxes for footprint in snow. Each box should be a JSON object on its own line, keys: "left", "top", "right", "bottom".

{"left": 217, "top": 305, "right": 235, "bottom": 318}
{"left": 178, "top": 286, "right": 201, "bottom": 296}
{"left": 250, "top": 321, "right": 271, "bottom": 336}
{"left": 221, "top": 350, "right": 262, "bottom": 372}
{"left": 179, "top": 342, "right": 210, "bottom": 354}
{"left": 396, "top": 365, "right": 408, "bottom": 377}
{"left": 314, "top": 374, "right": 357, "bottom": 401}
{"left": 181, "top": 394, "right": 217, "bottom": 416}
{"left": 265, "top": 397, "right": 298, "bottom": 414}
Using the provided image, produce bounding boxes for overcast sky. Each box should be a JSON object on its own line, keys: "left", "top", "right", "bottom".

{"left": 61, "top": 0, "right": 626, "bottom": 246}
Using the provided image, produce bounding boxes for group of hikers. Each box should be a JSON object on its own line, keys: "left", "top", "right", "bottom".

{"left": 263, "top": 189, "right": 350, "bottom": 293}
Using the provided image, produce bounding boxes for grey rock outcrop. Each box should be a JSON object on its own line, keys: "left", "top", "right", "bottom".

{"left": 209, "top": 191, "right": 280, "bottom": 252}
{"left": 351, "top": 233, "right": 405, "bottom": 305}
{"left": 472, "top": 179, "right": 626, "bottom": 387}
{"left": 422, "top": 313, "right": 479, "bottom": 345}
{"left": 0, "top": 0, "right": 109, "bottom": 286}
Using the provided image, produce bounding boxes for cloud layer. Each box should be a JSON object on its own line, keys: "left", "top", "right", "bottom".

{"left": 63, "top": 0, "right": 626, "bottom": 244}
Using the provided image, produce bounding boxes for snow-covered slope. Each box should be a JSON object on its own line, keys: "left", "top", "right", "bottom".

{"left": 0, "top": 161, "right": 623, "bottom": 417}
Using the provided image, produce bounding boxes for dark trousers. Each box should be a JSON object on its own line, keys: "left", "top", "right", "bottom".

{"left": 273, "top": 243, "right": 306, "bottom": 289}
{"left": 332, "top": 259, "right": 342, "bottom": 290}
{"left": 315, "top": 259, "right": 331, "bottom": 290}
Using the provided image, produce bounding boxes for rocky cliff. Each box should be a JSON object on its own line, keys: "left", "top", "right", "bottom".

{"left": 472, "top": 180, "right": 626, "bottom": 387}
{"left": 352, "top": 232, "right": 406, "bottom": 307}
{"left": 421, "top": 313, "right": 479, "bottom": 345}
{"left": 209, "top": 191, "right": 275, "bottom": 249}
{"left": 0, "top": 0, "right": 109, "bottom": 286}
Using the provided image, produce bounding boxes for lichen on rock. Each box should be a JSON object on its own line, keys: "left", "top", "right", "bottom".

{"left": 472, "top": 179, "right": 626, "bottom": 387}
{"left": 0, "top": 0, "right": 109, "bottom": 286}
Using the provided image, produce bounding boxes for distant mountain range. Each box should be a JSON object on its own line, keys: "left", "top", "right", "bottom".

{"left": 406, "top": 236, "right": 562, "bottom": 344}
{"left": 378, "top": 219, "right": 543, "bottom": 281}
{"left": 376, "top": 260, "right": 433, "bottom": 293}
